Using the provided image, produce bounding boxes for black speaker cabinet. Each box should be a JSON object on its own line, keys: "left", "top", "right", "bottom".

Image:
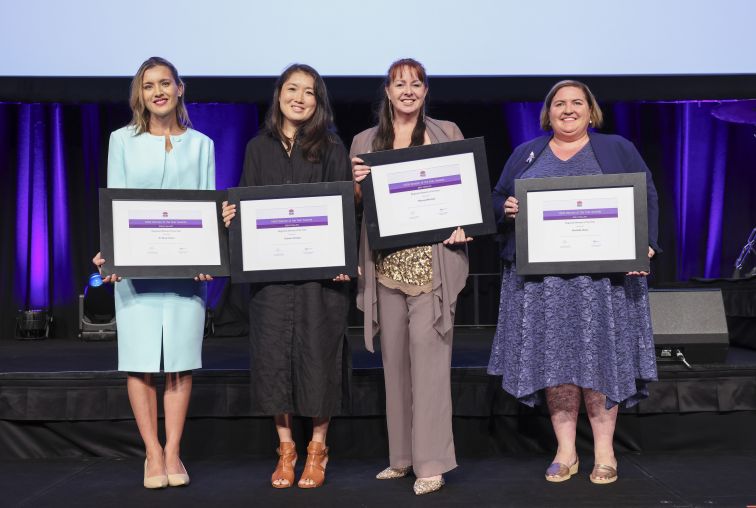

{"left": 649, "top": 289, "right": 729, "bottom": 363}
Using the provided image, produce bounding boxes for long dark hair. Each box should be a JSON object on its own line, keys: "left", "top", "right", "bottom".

{"left": 128, "top": 56, "right": 191, "bottom": 135}
{"left": 372, "top": 58, "right": 428, "bottom": 152}
{"left": 264, "top": 63, "right": 336, "bottom": 162}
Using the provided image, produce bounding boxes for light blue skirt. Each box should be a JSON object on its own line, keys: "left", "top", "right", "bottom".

{"left": 115, "top": 279, "right": 206, "bottom": 373}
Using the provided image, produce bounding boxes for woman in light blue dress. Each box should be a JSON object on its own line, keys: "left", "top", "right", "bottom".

{"left": 93, "top": 57, "right": 215, "bottom": 489}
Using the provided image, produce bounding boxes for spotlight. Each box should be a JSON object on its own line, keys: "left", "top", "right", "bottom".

{"left": 16, "top": 309, "right": 53, "bottom": 340}
{"left": 79, "top": 273, "right": 117, "bottom": 341}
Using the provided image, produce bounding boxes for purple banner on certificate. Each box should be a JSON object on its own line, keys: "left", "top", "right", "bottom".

{"left": 256, "top": 216, "right": 329, "bottom": 229}
{"left": 543, "top": 208, "right": 619, "bottom": 221}
{"left": 129, "top": 219, "right": 203, "bottom": 228}
{"left": 388, "top": 174, "right": 462, "bottom": 194}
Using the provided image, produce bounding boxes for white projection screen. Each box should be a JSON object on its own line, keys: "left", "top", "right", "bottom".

{"left": 1, "top": 0, "right": 755, "bottom": 101}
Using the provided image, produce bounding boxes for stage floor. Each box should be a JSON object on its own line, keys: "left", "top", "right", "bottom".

{"left": 2, "top": 452, "right": 755, "bottom": 508}
{"left": 3, "top": 327, "right": 756, "bottom": 461}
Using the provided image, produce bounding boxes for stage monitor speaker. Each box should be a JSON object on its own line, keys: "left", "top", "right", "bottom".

{"left": 649, "top": 289, "right": 729, "bottom": 364}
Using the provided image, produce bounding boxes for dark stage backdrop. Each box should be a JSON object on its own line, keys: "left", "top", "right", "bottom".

{"left": 1, "top": 97, "right": 755, "bottom": 340}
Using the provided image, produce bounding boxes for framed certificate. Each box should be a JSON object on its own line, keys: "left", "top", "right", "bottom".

{"left": 359, "top": 137, "right": 496, "bottom": 250}
{"left": 515, "top": 173, "right": 649, "bottom": 275}
{"left": 228, "top": 181, "right": 357, "bottom": 283}
{"left": 99, "top": 188, "right": 230, "bottom": 278}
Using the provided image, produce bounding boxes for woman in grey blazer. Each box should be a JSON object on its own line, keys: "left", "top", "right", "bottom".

{"left": 350, "top": 58, "right": 470, "bottom": 496}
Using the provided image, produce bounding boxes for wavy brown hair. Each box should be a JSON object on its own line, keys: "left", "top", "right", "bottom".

{"left": 128, "top": 56, "right": 191, "bottom": 135}
{"left": 264, "top": 63, "right": 337, "bottom": 163}
{"left": 539, "top": 80, "right": 603, "bottom": 131}
{"left": 371, "top": 58, "right": 428, "bottom": 152}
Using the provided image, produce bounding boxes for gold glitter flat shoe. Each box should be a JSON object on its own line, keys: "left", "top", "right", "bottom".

{"left": 545, "top": 459, "right": 579, "bottom": 482}
{"left": 413, "top": 476, "right": 445, "bottom": 495}
{"left": 376, "top": 466, "right": 412, "bottom": 480}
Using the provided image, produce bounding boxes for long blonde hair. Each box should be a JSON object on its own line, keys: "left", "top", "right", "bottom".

{"left": 128, "top": 56, "right": 191, "bottom": 135}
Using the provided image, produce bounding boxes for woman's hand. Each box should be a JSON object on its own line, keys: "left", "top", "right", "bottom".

{"left": 351, "top": 156, "right": 371, "bottom": 183}
{"left": 92, "top": 252, "right": 121, "bottom": 283}
{"left": 222, "top": 200, "right": 236, "bottom": 228}
{"left": 503, "top": 196, "right": 519, "bottom": 220}
{"left": 332, "top": 274, "right": 351, "bottom": 282}
{"left": 443, "top": 227, "right": 473, "bottom": 245}
{"left": 627, "top": 247, "right": 655, "bottom": 277}
{"left": 194, "top": 274, "right": 214, "bottom": 282}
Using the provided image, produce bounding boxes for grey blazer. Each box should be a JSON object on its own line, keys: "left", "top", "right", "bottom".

{"left": 349, "top": 118, "right": 470, "bottom": 352}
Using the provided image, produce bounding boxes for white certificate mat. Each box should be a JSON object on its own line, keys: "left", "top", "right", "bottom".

{"left": 526, "top": 187, "right": 636, "bottom": 263}
{"left": 370, "top": 152, "right": 482, "bottom": 237}
{"left": 514, "top": 173, "right": 649, "bottom": 275}
{"left": 240, "top": 195, "right": 345, "bottom": 271}
{"left": 111, "top": 200, "right": 221, "bottom": 266}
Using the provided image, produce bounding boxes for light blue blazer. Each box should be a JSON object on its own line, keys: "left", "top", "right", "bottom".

{"left": 108, "top": 125, "right": 215, "bottom": 372}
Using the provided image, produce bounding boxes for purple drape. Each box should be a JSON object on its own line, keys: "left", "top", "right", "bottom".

{"left": 1, "top": 99, "right": 754, "bottom": 338}
{"left": 501, "top": 100, "right": 755, "bottom": 281}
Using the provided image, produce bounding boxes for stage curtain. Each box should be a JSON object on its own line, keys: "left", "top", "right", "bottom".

{"left": 0, "top": 103, "right": 258, "bottom": 340}
{"left": 1, "top": 99, "right": 755, "bottom": 339}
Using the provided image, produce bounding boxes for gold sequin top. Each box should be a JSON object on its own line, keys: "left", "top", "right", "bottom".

{"left": 376, "top": 245, "right": 433, "bottom": 287}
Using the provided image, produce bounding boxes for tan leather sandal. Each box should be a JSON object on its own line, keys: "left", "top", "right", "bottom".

{"left": 298, "top": 440, "right": 328, "bottom": 489}
{"left": 589, "top": 463, "right": 618, "bottom": 484}
{"left": 271, "top": 441, "right": 297, "bottom": 488}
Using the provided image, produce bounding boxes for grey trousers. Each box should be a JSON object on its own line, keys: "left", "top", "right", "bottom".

{"left": 377, "top": 284, "right": 457, "bottom": 478}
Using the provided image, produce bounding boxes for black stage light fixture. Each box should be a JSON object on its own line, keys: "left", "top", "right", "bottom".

{"left": 15, "top": 309, "right": 53, "bottom": 340}
{"left": 732, "top": 227, "right": 756, "bottom": 278}
{"left": 79, "top": 273, "right": 117, "bottom": 341}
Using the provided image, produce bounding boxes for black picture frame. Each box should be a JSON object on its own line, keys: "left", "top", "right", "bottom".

{"left": 515, "top": 173, "right": 649, "bottom": 275}
{"left": 227, "top": 181, "right": 358, "bottom": 283}
{"left": 99, "top": 188, "right": 230, "bottom": 278}
{"left": 358, "top": 137, "right": 496, "bottom": 250}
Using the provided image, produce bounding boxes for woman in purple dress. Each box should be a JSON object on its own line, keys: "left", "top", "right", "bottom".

{"left": 488, "top": 80, "right": 660, "bottom": 485}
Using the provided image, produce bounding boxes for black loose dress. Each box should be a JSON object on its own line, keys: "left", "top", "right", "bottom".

{"left": 240, "top": 132, "right": 352, "bottom": 417}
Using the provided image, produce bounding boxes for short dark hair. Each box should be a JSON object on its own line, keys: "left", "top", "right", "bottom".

{"left": 540, "top": 80, "right": 603, "bottom": 131}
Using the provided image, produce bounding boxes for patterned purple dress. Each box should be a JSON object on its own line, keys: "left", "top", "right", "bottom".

{"left": 487, "top": 143, "right": 657, "bottom": 408}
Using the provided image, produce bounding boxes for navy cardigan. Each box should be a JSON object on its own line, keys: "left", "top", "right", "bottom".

{"left": 492, "top": 132, "right": 661, "bottom": 262}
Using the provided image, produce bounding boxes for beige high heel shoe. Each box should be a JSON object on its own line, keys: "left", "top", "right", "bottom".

{"left": 167, "top": 458, "right": 190, "bottom": 487}
{"left": 143, "top": 459, "right": 168, "bottom": 489}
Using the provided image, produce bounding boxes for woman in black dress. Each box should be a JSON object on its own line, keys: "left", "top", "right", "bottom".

{"left": 222, "top": 64, "right": 351, "bottom": 489}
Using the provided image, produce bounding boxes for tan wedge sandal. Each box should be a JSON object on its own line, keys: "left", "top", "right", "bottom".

{"left": 589, "top": 463, "right": 618, "bottom": 484}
